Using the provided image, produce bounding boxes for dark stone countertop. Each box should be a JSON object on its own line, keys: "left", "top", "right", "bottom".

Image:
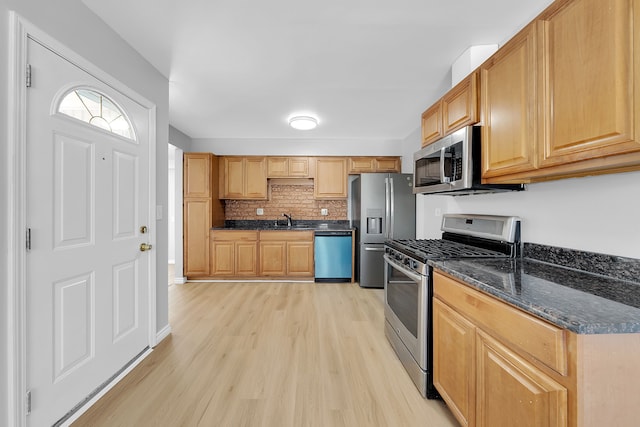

{"left": 212, "top": 220, "right": 353, "bottom": 232}
{"left": 429, "top": 243, "right": 640, "bottom": 335}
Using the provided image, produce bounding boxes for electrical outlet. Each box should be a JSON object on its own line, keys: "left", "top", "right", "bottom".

{"left": 434, "top": 208, "right": 442, "bottom": 217}
{"left": 256, "top": 208, "right": 264, "bottom": 216}
{"left": 321, "top": 208, "right": 328, "bottom": 216}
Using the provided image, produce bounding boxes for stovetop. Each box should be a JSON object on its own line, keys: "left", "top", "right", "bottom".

{"left": 384, "top": 214, "right": 521, "bottom": 276}
{"left": 386, "top": 238, "right": 511, "bottom": 262}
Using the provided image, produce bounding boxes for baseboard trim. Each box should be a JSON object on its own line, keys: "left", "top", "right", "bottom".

{"left": 156, "top": 324, "right": 172, "bottom": 344}
{"left": 174, "top": 276, "right": 187, "bottom": 284}
{"left": 58, "top": 347, "right": 153, "bottom": 426}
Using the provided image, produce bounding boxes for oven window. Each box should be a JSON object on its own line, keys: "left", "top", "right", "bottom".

{"left": 386, "top": 265, "right": 419, "bottom": 338}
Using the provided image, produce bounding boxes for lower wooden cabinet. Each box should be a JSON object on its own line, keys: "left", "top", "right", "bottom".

{"left": 184, "top": 199, "right": 211, "bottom": 277}
{"left": 258, "top": 241, "right": 287, "bottom": 276}
{"left": 259, "top": 231, "right": 314, "bottom": 277}
{"left": 433, "top": 271, "right": 568, "bottom": 427}
{"left": 210, "top": 230, "right": 258, "bottom": 277}
{"left": 433, "top": 298, "right": 476, "bottom": 427}
{"left": 475, "top": 330, "right": 567, "bottom": 427}
{"left": 210, "top": 230, "right": 314, "bottom": 278}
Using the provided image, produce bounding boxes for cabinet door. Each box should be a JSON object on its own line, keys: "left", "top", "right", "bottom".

{"left": 443, "top": 71, "right": 479, "bottom": 135}
{"left": 287, "top": 241, "right": 314, "bottom": 277}
{"left": 184, "top": 199, "right": 211, "bottom": 277}
{"left": 259, "top": 241, "right": 286, "bottom": 276}
{"left": 314, "top": 158, "right": 348, "bottom": 199}
{"left": 221, "top": 157, "right": 245, "bottom": 199}
{"left": 421, "top": 102, "right": 442, "bottom": 147}
{"left": 476, "top": 330, "right": 567, "bottom": 427}
{"left": 375, "top": 157, "right": 400, "bottom": 172}
{"left": 538, "top": 0, "right": 640, "bottom": 167}
{"left": 481, "top": 24, "right": 538, "bottom": 179}
{"left": 267, "top": 157, "right": 289, "bottom": 177}
{"left": 210, "top": 241, "right": 235, "bottom": 276}
{"left": 244, "top": 157, "right": 267, "bottom": 199}
{"left": 288, "top": 157, "right": 309, "bottom": 177}
{"left": 235, "top": 241, "right": 258, "bottom": 276}
{"left": 433, "top": 298, "right": 476, "bottom": 427}
{"left": 348, "top": 157, "right": 376, "bottom": 173}
{"left": 184, "top": 153, "right": 211, "bottom": 198}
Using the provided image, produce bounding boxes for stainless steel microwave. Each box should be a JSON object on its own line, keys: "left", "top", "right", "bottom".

{"left": 413, "top": 126, "right": 524, "bottom": 195}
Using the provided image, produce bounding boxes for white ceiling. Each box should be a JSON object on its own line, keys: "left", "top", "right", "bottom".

{"left": 82, "top": 0, "right": 553, "bottom": 141}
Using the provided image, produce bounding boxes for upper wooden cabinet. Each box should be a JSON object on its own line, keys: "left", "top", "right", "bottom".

{"left": 267, "top": 157, "right": 310, "bottom": 178}
{"left": 219, "top": 156, "right": 267, "bottom": 199}
{"left": 538, "top": 0, "right": 640, "bottom": 167}
{"left": 421, "top": 103, "right": 443, "bottom": 146}
{"left": 481, "top": 23, "right": 539, "bottom": 179}
{"left": 421, "top": 71, "right": 479, "bottom": 147}
{"left": 313, "top": 157, "right": 348, "bottom": 199}
{"left": 184, "top": 153, "right": 213, "bottom": 198}
{"left": 482, "top": 0, "right": 640, "bottom": 183}
{"left": 348, "top": 156, "right": 401, "bottom": 174}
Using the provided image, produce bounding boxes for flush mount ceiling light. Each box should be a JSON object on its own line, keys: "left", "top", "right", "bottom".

{"left": 289, "top": 115, "right": 318, "bottom": 130}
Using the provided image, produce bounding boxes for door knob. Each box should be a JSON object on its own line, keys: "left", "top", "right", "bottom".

{"left": 140, "top": 243, "right": 153, "bottom": 252}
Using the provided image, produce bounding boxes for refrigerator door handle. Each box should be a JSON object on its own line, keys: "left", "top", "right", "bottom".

{"left": 389, "top": 177, "right": 395, "bottom": 239}
{"left": 384, "top": 177, "right": 390, "bottom": 239}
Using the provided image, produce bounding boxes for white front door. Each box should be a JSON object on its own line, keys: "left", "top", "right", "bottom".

{"left": 26, "top": 37, "right": 152, "bottom": 426}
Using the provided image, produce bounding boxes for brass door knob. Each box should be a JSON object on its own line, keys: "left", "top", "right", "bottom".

{"left": 140, "top": 243, "right": 153, "bottom": 252}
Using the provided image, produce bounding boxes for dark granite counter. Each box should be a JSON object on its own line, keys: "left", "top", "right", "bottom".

{"left": 429, "top": 243, "right": 640, "bottom": 334}
{"left": 212, "top": 220, "right": 353, "bottom": 232}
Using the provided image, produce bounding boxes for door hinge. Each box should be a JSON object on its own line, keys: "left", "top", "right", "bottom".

{"left": 26, "top": 64, "right": 32, "bottom": 87}
{"left": 26, "top": 390, "right": 32, "bottom": 415}
{"left": 26, "top": 228, "right": 31, "bottom": 251}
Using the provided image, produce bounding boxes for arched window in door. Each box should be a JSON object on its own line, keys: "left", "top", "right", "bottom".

{"left": 57, "top": 87, "right": 136, "bottom": 140}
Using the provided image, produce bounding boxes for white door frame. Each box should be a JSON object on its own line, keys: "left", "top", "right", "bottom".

{"left": 6, "top": 12, "right": 158, "bottom": 426}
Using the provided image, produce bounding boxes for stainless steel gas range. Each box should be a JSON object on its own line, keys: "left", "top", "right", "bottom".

{"left": 383, "top": 214, "right": 521, "bottom": 398}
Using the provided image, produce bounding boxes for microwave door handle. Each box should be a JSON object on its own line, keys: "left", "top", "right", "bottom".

{"left": 440, "top": 148, "right": 451, "bottom": 183}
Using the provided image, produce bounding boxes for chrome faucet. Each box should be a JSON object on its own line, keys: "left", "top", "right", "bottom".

{"left": 282, "top": 213, "right": 293, "bottom": 227}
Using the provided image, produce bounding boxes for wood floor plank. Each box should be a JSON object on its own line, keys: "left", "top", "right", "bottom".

{"left": 72, "top": 282, "right": 458, "bottom": 427}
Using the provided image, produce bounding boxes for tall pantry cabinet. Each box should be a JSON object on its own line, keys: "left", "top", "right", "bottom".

{"left": 183, "top": 153, "right": 225, "bottom": 278}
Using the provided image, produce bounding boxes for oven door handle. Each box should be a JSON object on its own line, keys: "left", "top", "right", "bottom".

{"left": 384, "top": 254, "right": 424, "bottom": 283}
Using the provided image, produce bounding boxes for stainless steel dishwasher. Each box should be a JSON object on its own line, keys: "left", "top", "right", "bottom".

{"left": 314, "top": 230, "right": 352, "bottom": 282}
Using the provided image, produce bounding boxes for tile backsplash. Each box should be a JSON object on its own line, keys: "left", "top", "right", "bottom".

{"left": 224, "top": 184, "right": 347, "bottom": 220}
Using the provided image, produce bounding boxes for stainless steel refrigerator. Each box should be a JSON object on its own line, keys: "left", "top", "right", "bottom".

{"left": 350, "top": 173, "right": 416, "bottom": 288}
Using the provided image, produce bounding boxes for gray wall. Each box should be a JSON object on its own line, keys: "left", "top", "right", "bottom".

{"left": 1, "top": 1, "right": 170, "bottom": 422}
{"left": 169, "top": 125, "right": 193, "bottom": 152}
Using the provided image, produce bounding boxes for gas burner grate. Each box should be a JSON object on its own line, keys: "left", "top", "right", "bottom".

{"left": 388, "top": 238, "right": 509, "bottom": 261}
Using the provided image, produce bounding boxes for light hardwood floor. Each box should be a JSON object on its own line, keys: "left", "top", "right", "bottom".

{"left": 73, "top": 281, "right": 458, "bottom": 426}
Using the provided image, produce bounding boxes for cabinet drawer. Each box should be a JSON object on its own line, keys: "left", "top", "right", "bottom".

{"left": 433, "top": 271, "right": 567, "bottom": 375}
{"left": 211, "top": 230, "right": 258, "bottom": 241}
{"left": 259, "top": 230, "right": 314, "bottom": 241}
